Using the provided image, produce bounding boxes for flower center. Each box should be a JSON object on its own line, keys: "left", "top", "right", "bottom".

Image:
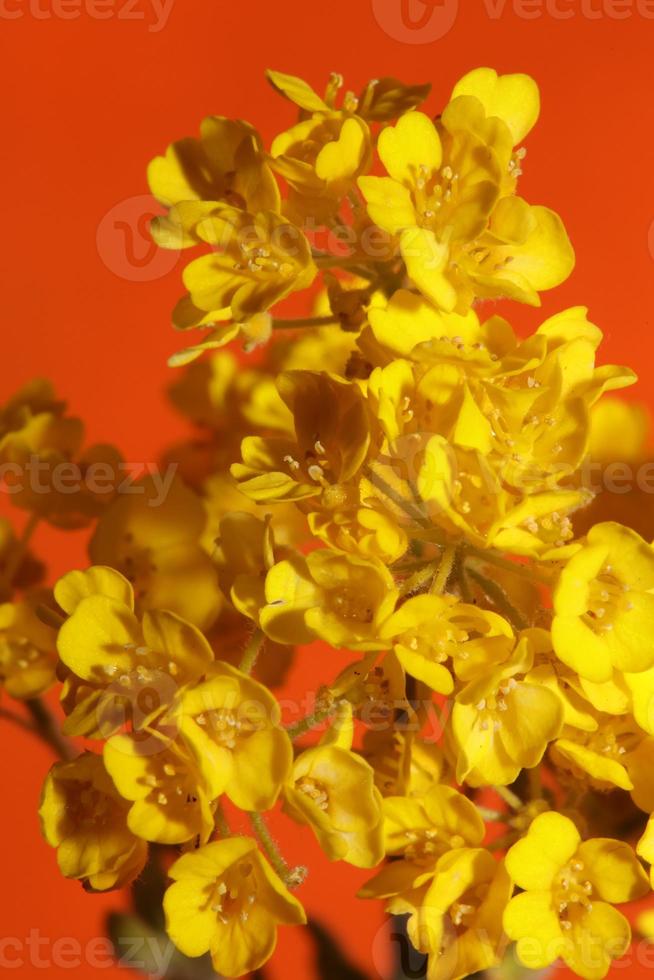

{"left": 475, "top": 677, "right": 517, "bottom": 732}
{"left": 296, "top": 776, "right": 329, "bottom": 811}
{"left": 207, "top": 861, "right": 257, "bottom": 925}
{"left": 554, "top": 859, "right": 594, "bottom": 929}
{"left": 584, "top": 567, "right": 632, "bottom": 634}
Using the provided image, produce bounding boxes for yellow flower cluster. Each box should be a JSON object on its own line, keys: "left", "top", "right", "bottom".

{"left": 1, "top": 66, "right": 652, "bottom": 980}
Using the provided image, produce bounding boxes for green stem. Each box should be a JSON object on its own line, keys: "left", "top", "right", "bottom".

{"left": 286, "top": 702, "right": 335, "bottom": 741}
{"left": 271, "top": 315, "right": 339, "bottom": 329}
{"left": 398, "top": 561, "right": 439, "bottom": 598}
{"left": 25, "top": 698, "right": 75, "bottom": 761}
{"left": 365, "top": 466, "right": 429, "bottom": 528}
{"left": 464, "top": 546, "right": 550, "bottom": 586}
{"left": 239, "top": 628, "right": 265, "bottom": 675}
{"left": 214, "top": 799, "right": 231, "bottom": 838}
{"left": 464, "top": 566, "right": 528, "bottom": 631}
{"left": 430, "top": 545, "right": 457, "bottom": 595}
{"left": 249, "top": 812, "right": 289, "bottom": 880}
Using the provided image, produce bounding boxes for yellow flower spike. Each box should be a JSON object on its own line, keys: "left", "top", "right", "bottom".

{"left": 39, "top": 752, "right": 148, "bottom": 892}
{"left": 89, "top": 476, "right": 222, "bottom": 630}
{"left": 451, "top": 633, "right": 564, "bottom": 787}
{"left": 504, "top": 811, "right": 649, "bottom": 979}
{"left": 283, "top": 743, "right": 384, "bottom": 868}
{"left": 552, "top": 522, "right": 654, "bottom": 682}
{"left": 163, "top": 837, "right": 306, "bottom": 978}
{"left": 104, "top": 733, "right": 214, "bottom": 845}
{"left": 0, "top": 595, "right": 57, "bottom": 699}
{"left": 177, "top": 660, "right": 293, "bottom": 812}
{"left": 451, "top": 67, "right": 541, "bottom": 145}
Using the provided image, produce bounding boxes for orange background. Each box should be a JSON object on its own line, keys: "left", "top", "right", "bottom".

{"left": 2, "top": 1, "right": 654, "bottom": 977}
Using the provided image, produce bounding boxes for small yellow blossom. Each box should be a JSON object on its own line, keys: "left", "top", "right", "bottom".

{"left": 260, "top": 549, "right": 397, "bottom": 649}
{"left": 39, "top": 752, "right": 148, "bottom": 891}
{"left": 504, "top": 811, "right": 649, "bottom": 979}
{"left": 552, "top": 522, "right": 654, "bottom": 682}
{"left": 177, "top": 661, "right": 292, "bottom": 812}
{"left": 163, "top": 837, "right": 306, "bottom": 978}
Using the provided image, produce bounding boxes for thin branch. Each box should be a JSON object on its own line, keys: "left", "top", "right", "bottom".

{"left": 24, "top": 698, "right": 75, "bottom": 760}
{"left": 239, "top": 628, "right": 265, "bottom": 675}
{"left": 464, "top": 566, "right": 528, "bottom": 631}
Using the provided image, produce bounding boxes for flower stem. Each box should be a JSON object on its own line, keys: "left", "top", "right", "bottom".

{"left": 249, "top": 812, "right": 289, "bottom": 880}
{"left": 464, "top": 545, "right": 550, "bottom": 585}
{"left": 464, "top": 565, "right": 528, "bottom": 631}
{"left": 239, "top": 628, "right": 265, "bottom": 675}
{"left": 430, "top": 544, "right": 457, "bottom": 595}
{"left": 477, "top": 805, "right": 506, "bottom": 823}
{"left": 24, "top": 698, "right": 75, "bottom": 760}
{"left": 214, "top": 799, "right": 231, "bottom": 838}
{"left": 286, "top": 702, "right": 335, "bottom": 741}
{"left": 494, "top": 785, "right": 523, "bottom": 811}
{"left": 398, "top": 561, "right": 439, "bottom": 598}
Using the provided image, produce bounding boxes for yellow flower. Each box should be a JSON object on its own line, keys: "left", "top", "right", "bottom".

{"left": 104, "top": 731, "right": 215, "bottom": 845}
{"left": 55, "top": 565, "right": 214, "bottom": 736}
{"left": 231, "top": 370, "right": 371, "bottom": 503}
{"left": 379, "top": 593, "right": 513, "bottom": 695}
{"left": 267, "top": 70, "right": 372, "bottom": 223}
{"left": 163, "top": 836, "right": 306, "bottom": 978}
{"left": 359, "top": 785, "right": 485, "bottom": 906}
{"left": 504, "top": 811, "right": 649, "bottom": 979}
{"left": 177, "top": 661, "right": 292, "bottom": 812}
{"left": 39, "top": 751, "right": 148, "bottom": 891}
{"left": 260, "top": 549, "right": 397, "bottom": 649}
{"left": 451, "top": 632, "right": 564, "bottom": 786}
{"left": 148, "top": 116, "right": 279, "bottom": 213}
{"left": 89, "top": 476, "right": 222, "bottom": 630}
{"left": 358, "top": 71, "right": 573, "bottom": 313}
{"left": 158, "top": 206, "right": 316, "bottom": 326}
{"left": 284, "top": 742, "right": 384, "bottom": 867}
{"left": 552, "top": 522, "right": 654, "bottom": 682}
{"left": 406, "top": 848, "right": 511, "bottom": 980}
{"left": 0, "top": 379, "right": 82, "bottom": 465}
{"left": 0, "top": 593, "right": 57, "bottom": 699}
